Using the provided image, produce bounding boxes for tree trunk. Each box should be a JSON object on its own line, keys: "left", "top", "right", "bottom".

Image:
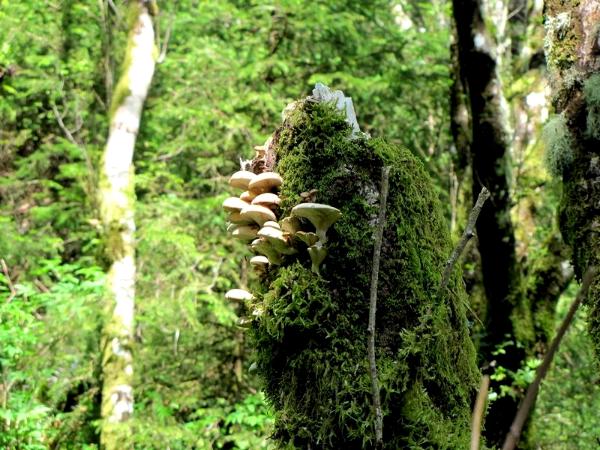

{"left": 245, "top": 85, "right": 479, "bottom": 448}
{"left": 98, "top": 2, "right": 156, "bottom": 449}
{"left": 451, "top": 0, "right": 528, "bottom": 445}
{"left": 544, "top": 0, "right": 600, "bottom": 358}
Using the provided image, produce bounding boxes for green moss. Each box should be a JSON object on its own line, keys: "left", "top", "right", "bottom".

{"left": 543, "top": 114, "right": 574, "bottom": 177}
{"left": 544, "top": 11, "right": 578, "bottom": 71}
{"left": 108, "top": 2, "right": 142, "bottom": 121}
{"left": 249, "top": 101, "right": 479, "bottom": 448}
{"left": 583, "top": 74, "right": 600, "bottom": 139}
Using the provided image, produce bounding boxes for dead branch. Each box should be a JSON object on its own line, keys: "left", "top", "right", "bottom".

{"left": 501, "top": 266, "right": 598, "bottom": 450}
{"left": 368, "top": 166, "right": 391, "bottom": 447}
{"left": 470, "top": 374, "right": 490, "bottom": 450}
{"left": 440, "top": 186, "right": 490, "bottom": 290}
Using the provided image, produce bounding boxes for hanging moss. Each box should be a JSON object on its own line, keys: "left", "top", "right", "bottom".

{"left": 249, "top": 100, "right": 479, "bottom": 448}
{"left": 543, "top": 114, "right": 574, "bottom": 178}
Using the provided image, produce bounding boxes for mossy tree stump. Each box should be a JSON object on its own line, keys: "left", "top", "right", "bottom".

{"left": 248, "top": 90, "right": 479, "bottom": 448}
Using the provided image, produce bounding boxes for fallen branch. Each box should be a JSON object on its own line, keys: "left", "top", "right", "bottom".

{"left": 440, "top": 186, "right": 490, "bottom": 290}
{"left": 368, "top": 166, "right": 391, "bottom": 447}
{"left": 501, "top": 266, "right": 598, "bottom": 450}
{"left": 470, "top": 374, "right": 490, "bottom": 450}
{"left": 1, "top": 259, "right": 16, "bottom": 303}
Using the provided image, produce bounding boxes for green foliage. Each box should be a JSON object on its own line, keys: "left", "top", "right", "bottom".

{"left": 583, "top": 73, "right": 600, "bottom": 139}
{"left": 0, "top": 259, "right": 104, "bottom": 449}
{"left": 529, "top": 292, "right": 600, "bottom": 449}
{"left": 543, "top": 114, "right": 574, "bottom": 177}
{"left": 250, "top": 101, "right": 478, "bottom": 448}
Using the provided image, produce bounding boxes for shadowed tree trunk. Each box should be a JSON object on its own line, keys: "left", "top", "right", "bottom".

{"left": 544, "top": 0, "right": 600, "bottom": 358}
{"left": 451, "top": 0, "right": 526, "bottom": 445}
{"left": 98, "top": 2, "right": 156, "bottom": 448}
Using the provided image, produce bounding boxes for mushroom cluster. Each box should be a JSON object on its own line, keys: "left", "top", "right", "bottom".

{"left": 222, "top": 151, "right": 342, "bottom": 321}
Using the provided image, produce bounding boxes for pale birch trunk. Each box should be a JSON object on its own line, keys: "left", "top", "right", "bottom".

{"left": 99, "top": 2, "right": 156, "bottom": 448}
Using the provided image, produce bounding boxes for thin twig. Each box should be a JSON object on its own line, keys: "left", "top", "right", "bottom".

{"left": 440, "top": 186, "right": 490, "bottom": 290}
{"left": 1, "top": 259, "right": 16, "bottom": 303}
{"left": 470, "top": 374, "right": 490, "bottom": 450}
{"left": 368, "top": 166, "right": 390, "bottom": 447}
{"left": 501, "top": 266, "right": 598, "bottom": 450}
{"left": 157, "top": 13, "right": 174, "bottom": 64}
{"left": 51, "top": 104, "right": 79, "bottom": 146}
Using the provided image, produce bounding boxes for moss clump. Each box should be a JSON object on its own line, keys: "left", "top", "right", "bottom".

{"left": 583, "top": 74, "right": 600, "bottom": 139}
{"left": 250, "top": 100, "right": 479, "bottom": 448}
{"left": 543, "top": 114, "right": 574, "bottom": 177}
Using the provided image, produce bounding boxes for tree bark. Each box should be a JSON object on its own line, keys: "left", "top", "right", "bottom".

{"left": 544, "top": 0, "right": 600, "bottom": 359}
{"left": 98, "top": 2, "right": 156, "bottom": 449}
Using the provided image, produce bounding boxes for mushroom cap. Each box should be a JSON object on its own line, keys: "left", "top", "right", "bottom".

{"left": 258, "top": 227, "right": 297, "bottom": 255}
{"left": 237, "top": 316, "right": 253, "bottom": 328}
{"left": 263, "top": 220, "right": 281, "bottom": 230}
{"left": 295, "top": 231, "right": 319, "bottom": 247}
{"left": 229, "top": 171, "right": 256, "bottom": 190}
{"left": 240, "top": 191, "right": 256, "bottom": 203}
{"left": 240, "top": 204, "right": 277, "bottom": 226}
{"left": 291, "top": 203, "right": 342, "bottom": 241}
{"left": 248, "top": 172, "right": 283, "bottom": 193}
{"left": 250, "top": 255, "right": 270, "bottom": 266}
{"left": 228, "top": 211, "right": 254, "bottom": 225}
{"left": 225, "top": 289, "right": 254, "bottom": 302}
{"left": 252, "top": 192, "right": 281, "bottom": 209}
{"left": 223, "top": 197, "right": 250, "bottom": 213}
{"left": 280, "top": 216, "right": 301, "bottom": 234}
{"left": 231, "top": 225, "right": 258, "bottom": 241}
{"left": 251, "top": 238, "right": 283, "bottom": 265}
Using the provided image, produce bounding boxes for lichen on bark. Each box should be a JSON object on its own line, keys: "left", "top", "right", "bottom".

{"left": 248, "top": 98, "right": 479, "bottom": 448}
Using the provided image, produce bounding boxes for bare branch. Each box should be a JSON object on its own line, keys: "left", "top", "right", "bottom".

{"left": 51, "top": 103, "right": 80, "bottom": 146}
{"left": 440, "top": 186, "right": 490, "bottom": 290}
{"left": 1, "top": 259, "right": 16, "bottom": 303}
{"left": 157, "top": 13, "right": 174, "bottom": 64}
{"left": 368, "top": 166, "right": 391, "bottom": 447}
{"left": 501, "top": 266, "right": 598, "bottom": 450}
{"left": 470, "top": 374, "right": 490, "bottom": 450}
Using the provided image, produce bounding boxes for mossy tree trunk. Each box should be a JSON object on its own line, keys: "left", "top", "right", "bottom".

{"left": 451, "top": 0, "right": 527, "bottom": 444}
{"left": 544, "top": 1, "right": 600, "bottom": 358}
{"left": 248, "top": 87, "right": 480, "bottom": 448}
{"left": 98, "top": 2, "right": 156, "bottom": 449}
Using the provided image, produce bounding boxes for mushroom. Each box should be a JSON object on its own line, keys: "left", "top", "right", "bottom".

{"left": 223, "top": 197, "right": 250, "bottom": 213}
{"left": 250, "top": 255, "right": 270, "bottom": 270}
{"left": 225, "top": 289, "right": 254, "bottom": 302}
{"left": 231, "top": 225, "right": 259, "bottom": 241}
{"left": 229, "top": 171, "right": 256, "bottom": 190}
{"left": 295, "top": 231, "right": 319, "bottom": 247}
{"left": 258, "top": 226, "right": 297, "bottom": 255}
{"left": 307, "top": 244, "right": 328, "bottom": 275}
{"left": 240, "top": 204, "right": 277, "bottom": 226}
{"left": 228, "top": 211, "right": 254, "bottom": 225}
{"left": 291, "top": 203, "right": 342, "bottom": 243}
{"left": 251, "top": 238, "right": 283, "bottom": 265}
{"left": 280, "top": 216, "right": 301, "bottom": 235}
{"left": 237, "top": 316, "right": 253, "bottom": 328}
{"left": 262, "top": 220, "right": 281, "bottom": 230}
{"left": 252, "top": 192, "right": 281, "bottom": 209}
{"left": 248, "top": 172, "right": 283, "bottom": 194}
{"left": 240, "top": 191, "right": 256, "bottom": 203}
